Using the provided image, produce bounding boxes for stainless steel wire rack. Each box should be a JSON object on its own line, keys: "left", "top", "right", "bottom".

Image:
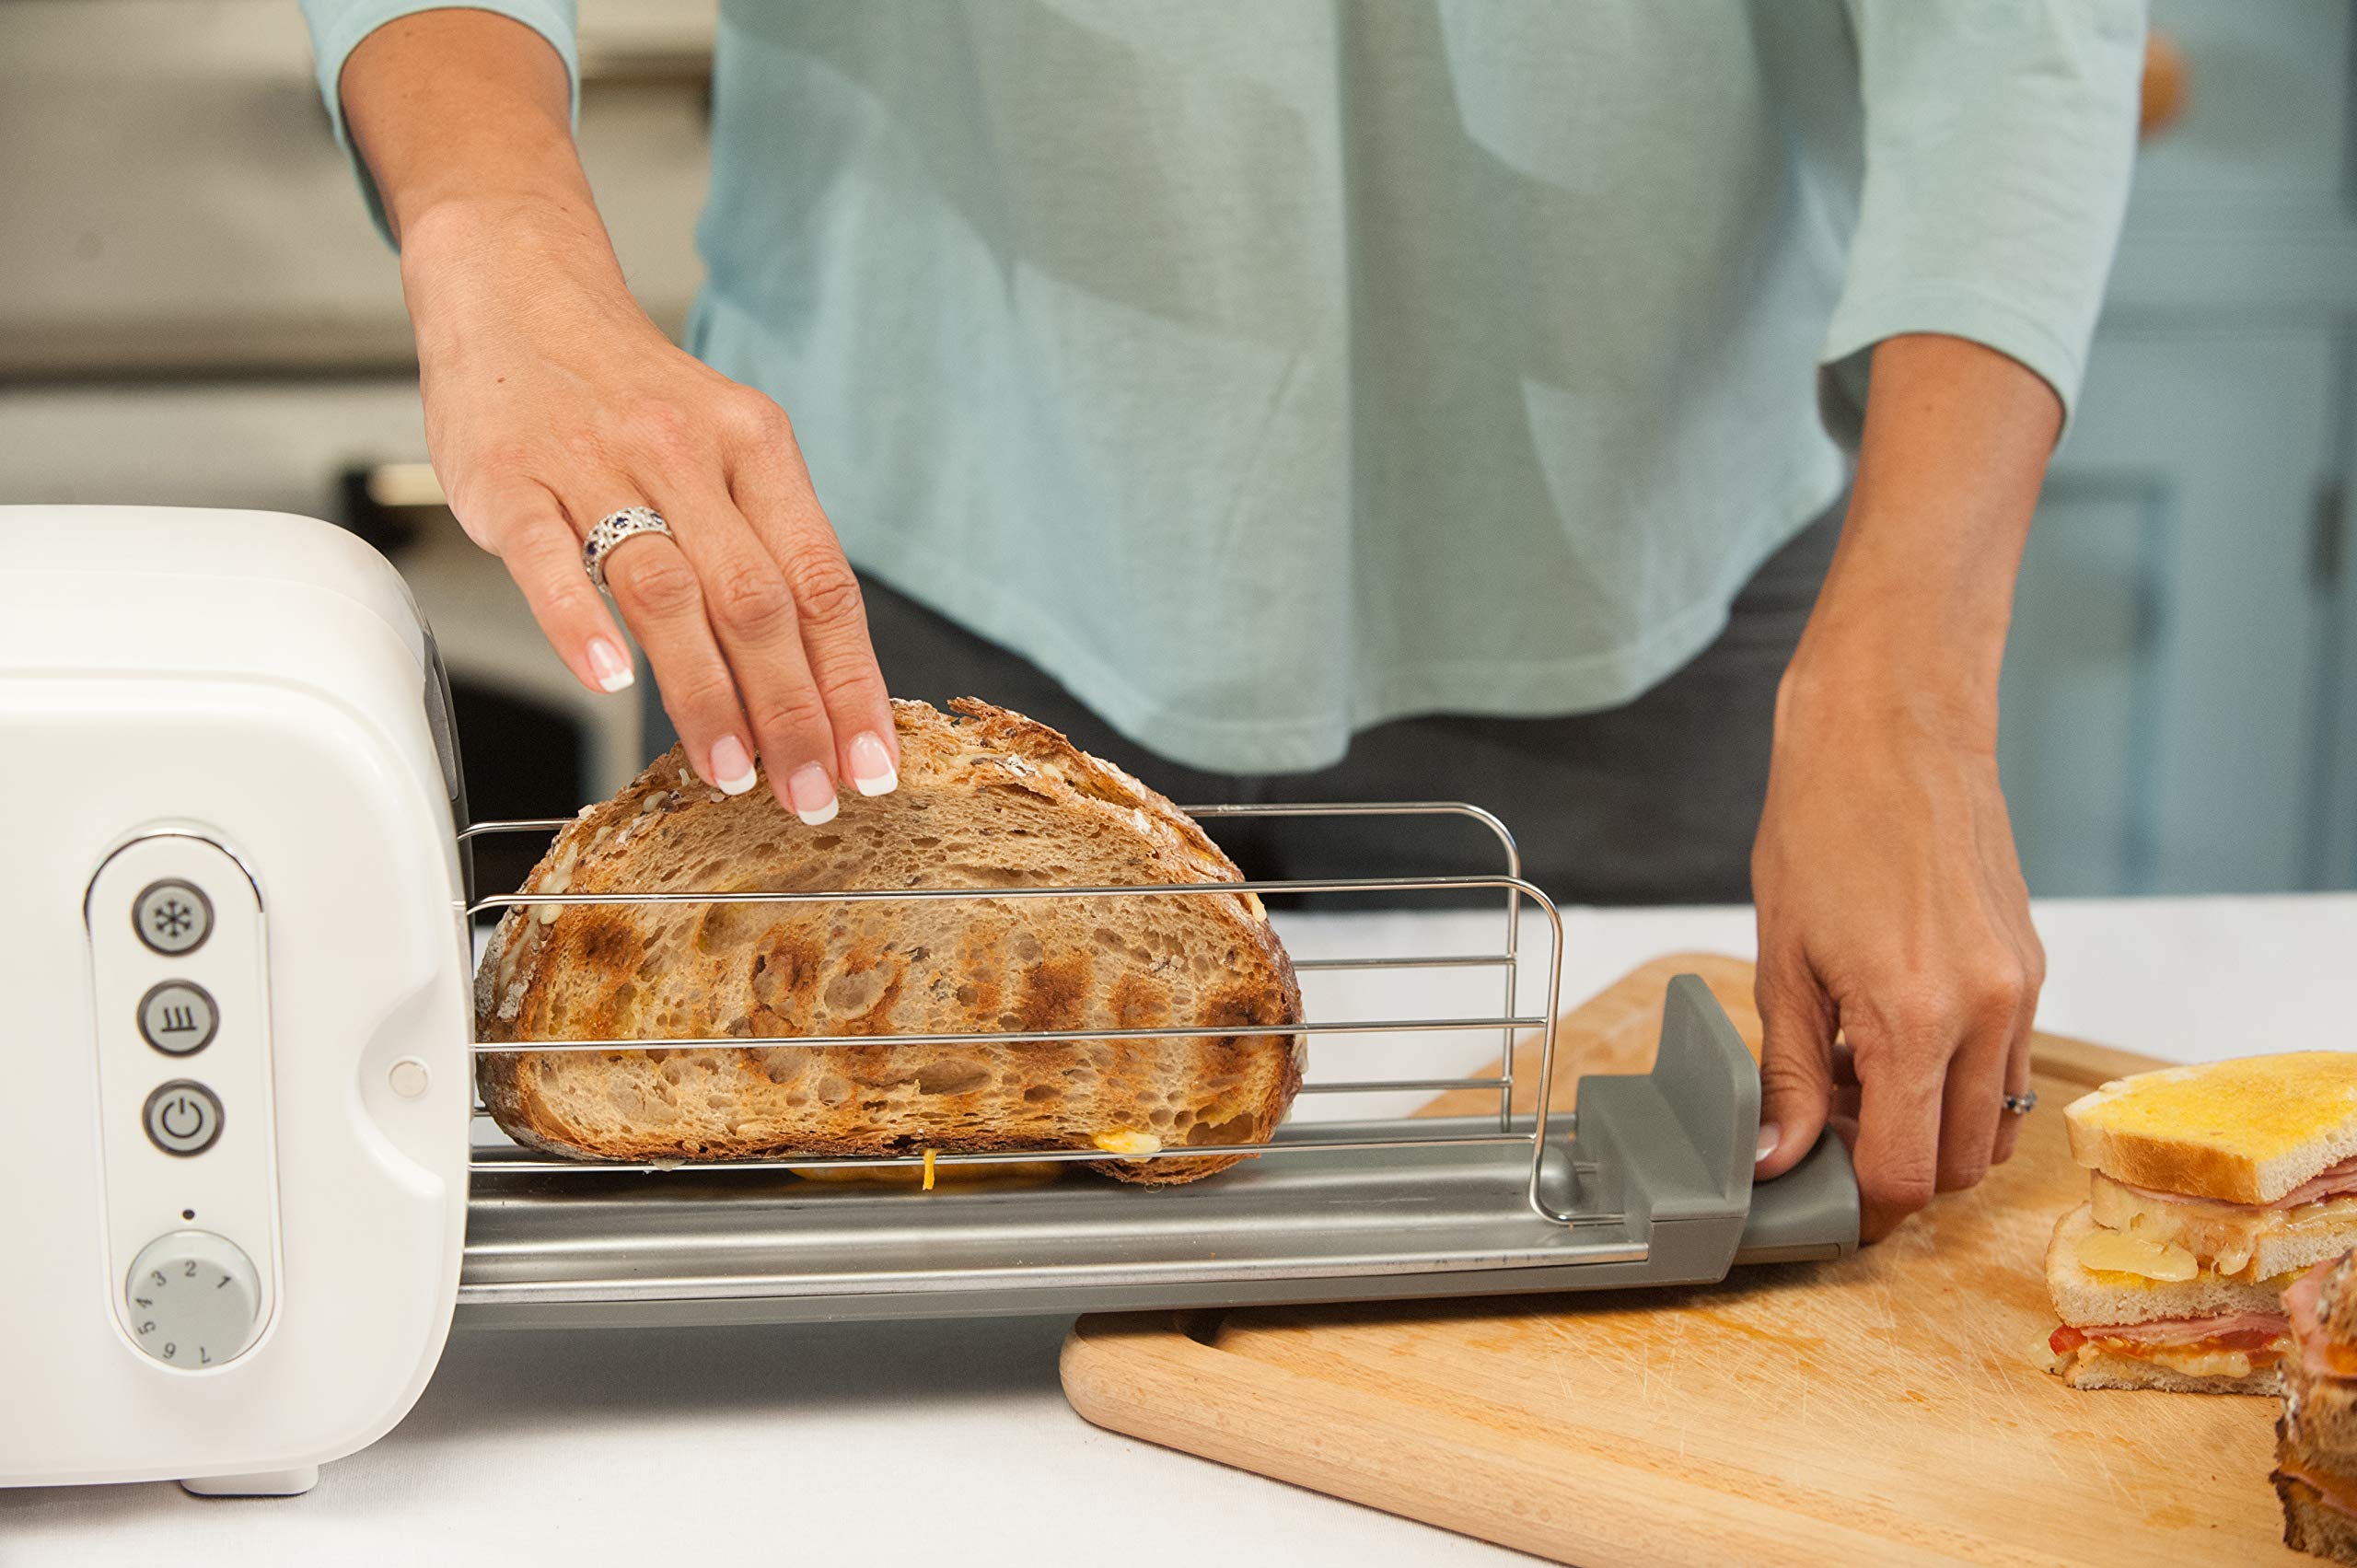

{"left": 447, "top": 802, "right": 1858, "bottom": 1328}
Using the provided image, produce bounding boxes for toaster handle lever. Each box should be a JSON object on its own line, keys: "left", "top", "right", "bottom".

{"left": 1734, "top": 1133, "right": 1861, "bottom": 1265}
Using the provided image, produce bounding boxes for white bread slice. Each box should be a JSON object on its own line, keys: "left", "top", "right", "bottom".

{"left": 2089, "top": 1171, "right": 2357, "bottom": 1281}
{"left": 2047, "top": 1205, "right": 2291, "bottom": 1328}
{"left": 476, "top": 699, "right": 1304, "bottom": 1183}
{"left": 2064, "top": 1053, "right": 2357, "bottom": 1204}
{"left": 2061, "top": 1348, "right": 2282, "bottom": 1396}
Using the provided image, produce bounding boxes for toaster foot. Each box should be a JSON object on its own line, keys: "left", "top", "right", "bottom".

{"left": 180, "top": 1465, "right": 319, "bottom": 1498}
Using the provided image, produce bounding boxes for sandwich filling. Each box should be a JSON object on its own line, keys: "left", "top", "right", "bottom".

{"left": 2049, "top": 1311, "right": 2291, "bottom": 1380}
{"left": 2287, "top": 1258, "right": 2357, "bottom": 1383}
{"left": 2278, "top": 1252, "right": 2357, "bottom": 1528}
{"left": 2280, "top": 1464, "right": 2357, "bottom": 1522}
{"left": 2090, "top": 1156, "right": 2357, "bottom": 1278}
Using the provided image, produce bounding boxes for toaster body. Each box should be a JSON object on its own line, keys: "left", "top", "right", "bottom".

{"left": 0, "top": 506, "right": 472, "bottom": 1493}
{"left": 0, "top": 507, "right": 1863, "bottom": 1498}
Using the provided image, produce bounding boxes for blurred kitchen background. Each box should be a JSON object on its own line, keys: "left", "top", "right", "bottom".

{"left": 1, "top": 0, "right": 2352, "bottom": 898}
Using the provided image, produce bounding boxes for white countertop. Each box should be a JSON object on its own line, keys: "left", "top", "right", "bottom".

{"left": 8, "top": 894, "right": 2353, "bottom": 1568}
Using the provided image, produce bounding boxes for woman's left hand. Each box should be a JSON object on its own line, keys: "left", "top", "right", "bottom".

{"left": 1749, "top": 654, "right": 2045, "bottom": 1242}
{"left": 1746, "top": 332, "right": 2061, "bottom": 1243}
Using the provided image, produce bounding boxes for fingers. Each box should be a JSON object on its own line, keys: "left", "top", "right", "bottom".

{"left": 1991, "top": 1012, "right": 2036, "bottom": 1167}
{"left": 447, "top": 369, "right": 894, "bottom": 821}
{"left": 1936, "top": 923, "right": 2040, "bottom": 1186}
{"left": 1935, "top": 1022, "right": 2008, "bottom": 1194}
{"left": 644, "top": 471, "right": 845, "bottom": 824}
{"left": 723, "top": 396, "right": 898, "bottom": 792}
{"left": 1990, "top": 942, "right": 2044, "bottom": 1167}
{"left": 1843, "top": 947, "right": 2034, "bottom": 1239}
{"left": 578, "top": 493, "right": 761, "bottom": 798}
{"left": 469, "top": 482, "right": 637, "bottom": 697}
{"left": 1753, "top": 951, "right": 1837, "bottom": 1180}
{"left": 1850, "top": 1031, "right": 1945, "bottom": 1243}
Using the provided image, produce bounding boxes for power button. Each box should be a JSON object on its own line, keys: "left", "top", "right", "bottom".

{"left": 143, "top": 1080, "right": 223, "bottom": 1156}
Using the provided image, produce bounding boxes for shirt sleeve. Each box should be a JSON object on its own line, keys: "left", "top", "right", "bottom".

{"left": 297, "top": 0, "right": 582, "bottom": 243}
{"left": 1819, "top": 0, "right": 2147, "bottom": 445}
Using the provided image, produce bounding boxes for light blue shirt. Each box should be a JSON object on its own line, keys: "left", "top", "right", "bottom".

{"left": 304, "top": 0, "right": 2144, "bottom": 772}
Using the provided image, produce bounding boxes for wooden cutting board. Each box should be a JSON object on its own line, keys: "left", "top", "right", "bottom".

{"left": 1060, "top": 954, "right": 2307, "bottom": 1567}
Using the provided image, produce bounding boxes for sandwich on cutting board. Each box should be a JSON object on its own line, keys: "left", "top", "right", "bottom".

{"left": 2046, "top": 1052, "right": 2357, "bottom": 1395}
{"left": 2278, "top": 1249, "right": 2357, "bottom": 1563}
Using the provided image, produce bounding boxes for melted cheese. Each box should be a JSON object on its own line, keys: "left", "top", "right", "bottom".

{"left": 528, "top": 836, "right": 584, "bottom": 925}
{"left": 1093, "top": 1130, "right": 1163, "bottom": 1156}
{"left": 2088, "top": 1176, "right": 2357, "bottom": 1278}
{"left": 2075, "top": 1225, "right": 2197, "bottom": 1282}
{"left": 2139, "top": 1344, "right": 2257, "bottom": 1379}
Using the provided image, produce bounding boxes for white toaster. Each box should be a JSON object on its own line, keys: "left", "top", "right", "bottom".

{"left": 0, "top": 505, "right": 473, "bottom": 1496}
{"left": 0, "top": 505, "right": 1856, "bottom": 1502}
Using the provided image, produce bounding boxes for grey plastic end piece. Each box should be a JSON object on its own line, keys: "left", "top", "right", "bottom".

{"left": 1569, "top": 974, "right": 1760, "bottom": 1285}
{"left": 1736, "top": 1132, "right": 1861, "bottom": 1264}
{"left": 1654, "top": 973, "right": 1761, "bottom": 1207}
{"left": 1570, "top": 974, "right": 1860, "bottom": 1285}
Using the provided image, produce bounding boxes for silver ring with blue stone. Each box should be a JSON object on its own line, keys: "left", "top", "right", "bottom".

{"left": 581, "top": 505, "right": 674, "bottom": 594}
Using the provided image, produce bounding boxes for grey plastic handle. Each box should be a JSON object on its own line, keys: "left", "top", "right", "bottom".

{"left": 1571, "top": 974, "right": 1859, "bottom": 1284}
{"left": 1737, "top": 1132, "right": 1859, "bottom": 1265}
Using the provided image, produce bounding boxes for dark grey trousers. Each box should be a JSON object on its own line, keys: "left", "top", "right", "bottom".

{"left": 650, "top": 504, "right": 1841, "bottom": 903}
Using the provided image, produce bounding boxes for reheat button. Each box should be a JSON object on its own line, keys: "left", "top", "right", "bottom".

{"left": 138, "top": 981, "right": 218, "bottom": 1056}
{"left": 143, "top": 1080, "right": 223, "bottom": 1156}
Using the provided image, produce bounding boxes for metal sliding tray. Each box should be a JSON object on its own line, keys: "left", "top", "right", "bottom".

{"left": 454, "top": 977, "right": 1860, "bottom": 1330}
{"left": 452, "top": 801, "right": 1858, "bottom": 1329}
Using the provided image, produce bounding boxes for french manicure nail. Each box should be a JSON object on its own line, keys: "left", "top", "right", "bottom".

{"left": 788, "top": 763, "right": 840, "bottom": 826}
{"left": 849, "top": 730, "right": 898, "bottom": 796}
{"left": 1755, "top": 1123, "right": 1782, "bottom": 1163}
{"left": 586, "top": 637, "right": 633, "bottom": 692}
{"left": 709, "top": 736, "right": 757, "bottom": 796}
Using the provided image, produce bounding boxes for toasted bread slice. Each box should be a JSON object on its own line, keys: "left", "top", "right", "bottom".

{"left": 2277, "top": 1469, "right": 2357, "bottom": 1564}
{"left": 2286, "top": 1371, "right": 2357, "bottom": 1480}
{"left": 2064, "top": 1053, "right": 2357, "bottom": 1204}
{"left": 476, "top": 699, "right": 1304, "bottom": 1183}
{"left": 2060, "top": 1349, "right": 2282, "bottom": 1396}
{"left": 2316, "top": 1252, "right": 2357, "bottom": 1346}
{"left": 2048, "top": 1205, "right": 2294, "bottom": 1327}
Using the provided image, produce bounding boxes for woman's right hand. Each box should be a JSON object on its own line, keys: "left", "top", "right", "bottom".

{"left": 343, "top": 10, "right": 897, "bottom": 822}
{"left": 399, "top": 199, "right": 898, "bottom": 821}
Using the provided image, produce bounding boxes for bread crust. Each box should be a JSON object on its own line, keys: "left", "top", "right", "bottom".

{"left": 2063, "top": 1054, "right": 2357, "bottom": 1204}
{"left": 2287, "top": 1369, "right": 2357, "bottom": 1478}
{"left": 2277, "top": 1470, "right": 2357, "bottom": 1563}
{"left": 476, "top": 699, "right": 1304, "bottom": 1183}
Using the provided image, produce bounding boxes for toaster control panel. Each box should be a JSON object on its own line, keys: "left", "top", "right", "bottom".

{"left": 87, "top": 832, "right": 279, "bottom": 1370}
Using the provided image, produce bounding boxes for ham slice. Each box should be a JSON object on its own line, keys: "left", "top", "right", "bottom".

{"left": 2050, "top": 1310, "right": 2289, "bottom": 1357}
{"left": 2280, "top": 1462, "right": 2357, "bottom": 1521}
{"left": 2119, "top": 1153, "right": 2357, "bottom": 1213}
{"left": 2273, "top": 1155, "right": 2357, "bottom": 1211}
